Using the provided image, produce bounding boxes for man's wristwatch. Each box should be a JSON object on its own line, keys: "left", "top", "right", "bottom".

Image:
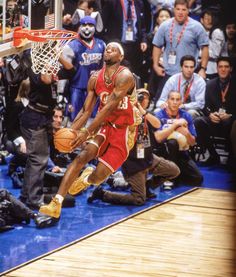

{"left": 200, "top": 66, "right": 206, "bottom": 71}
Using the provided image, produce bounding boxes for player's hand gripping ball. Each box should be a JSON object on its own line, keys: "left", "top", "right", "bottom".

{"left": 54, "top": 128, "right": 78, "bottom": 153}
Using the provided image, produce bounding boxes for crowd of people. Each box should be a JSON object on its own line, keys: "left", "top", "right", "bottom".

{"left": 0, "top": 0, "right": 236, "bottom": 227}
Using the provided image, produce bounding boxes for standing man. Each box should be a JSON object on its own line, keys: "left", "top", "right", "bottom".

{"left": 40, "top": 42, "right": 141, "bottom": 218}
{"left": 19, "top": 54, "right": 75, "bottom": 210}
{"left": 152, "top": 0, "right": 209, "bottom": 100}
{"left": 156, "top": 55, "right": 206, "bottom": 119}
{"left": 154, "top": 90, "right": 203, "bottom": 186}
{"left": 64, "top": 16, "right": 105, "bottom": 121}
{"left": 100, "top": 0, "right": 148, "bottom": 83}
{"left": 194, "top": 57, "right": 236, "bottom": 166}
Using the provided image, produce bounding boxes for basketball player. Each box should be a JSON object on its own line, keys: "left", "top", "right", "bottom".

{"left": 40, "top": 42, "right": 141, "bottom": 218}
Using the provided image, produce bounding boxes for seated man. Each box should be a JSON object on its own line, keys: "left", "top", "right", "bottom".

{"left": 154, "top": 90, "right": 203, "bottom": 186}
{"left": 155, "top": 55, "right": 206, "bottom": 119}
{"left": 87, "top": 88, "right": 180, "bottom": 205}
{"left": 194, "top": 56, "right": 236, "bottom": 166}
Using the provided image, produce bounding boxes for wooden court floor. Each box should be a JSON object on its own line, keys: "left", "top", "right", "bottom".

{"left": 3, "top": 188, "right": 236, "bottom": 277}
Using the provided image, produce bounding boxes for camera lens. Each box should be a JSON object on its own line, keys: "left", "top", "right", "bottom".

{"left": 138, "top": 94, "right": 144, "bottom": 103}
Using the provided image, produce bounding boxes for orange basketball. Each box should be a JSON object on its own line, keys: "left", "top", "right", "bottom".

{"left": 54, "top": 128, "right": 77, "bottom": 153}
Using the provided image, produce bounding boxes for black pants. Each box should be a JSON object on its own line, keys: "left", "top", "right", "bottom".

{"left": 20, "top": 125, "right": 49, "bottom": 206}
{"left": 0, "top": 189, "right": 34, "bottom": 227}
{"left": 156, "top": 139, "right": 203, "bottom": 186}
{"left": 194, "top": 116, "right": 235, "bottom": 157}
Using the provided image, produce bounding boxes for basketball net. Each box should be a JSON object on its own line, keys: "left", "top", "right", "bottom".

{"left": 13, "top": 28, "right": 78, "bottom": 76}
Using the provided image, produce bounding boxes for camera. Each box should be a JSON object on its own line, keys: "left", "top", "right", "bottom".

{"left": 137, "top": 93, "right": 144, "bottom": 103}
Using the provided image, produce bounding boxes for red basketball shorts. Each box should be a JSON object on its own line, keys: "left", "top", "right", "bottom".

{"left": 96, "top": 124, "right": 137, "bottom": 172}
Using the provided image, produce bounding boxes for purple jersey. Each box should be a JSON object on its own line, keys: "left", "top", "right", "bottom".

{"left": 68, "top": 37, "right": 105, "bottom": 89}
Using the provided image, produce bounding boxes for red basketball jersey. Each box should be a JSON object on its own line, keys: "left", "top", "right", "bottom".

{"left": 95, "top": 65, "right": 136, "bottom": 127}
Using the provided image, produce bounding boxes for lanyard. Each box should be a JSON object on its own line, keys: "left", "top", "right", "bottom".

{"left": 221, "top": 82, "right": 230, "bottom": 103}
{"left": 178, "top": 75, "right": 194, "bottom": 103}
{"left": 169, "top": 18, "right": 189, "bottom": 48}
{"left": 143, "top": 116, "right": 148, "bottom": 136}
{"left": 120, "top": 0, "right": 135, "bottom": 21}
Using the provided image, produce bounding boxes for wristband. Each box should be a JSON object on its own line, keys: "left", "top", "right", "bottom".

{"left": 80, "top": 127, "right": 91, "bottom": 136}
{"left": 200, "top": 66, "right": 206, "bottom": 71}
{"left": 143, "top": 111, "right": 148, "bottom": 116}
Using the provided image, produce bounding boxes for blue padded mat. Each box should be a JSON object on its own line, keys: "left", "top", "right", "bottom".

{"left": 0, "top": 164, "right": 234, "bottom": 274}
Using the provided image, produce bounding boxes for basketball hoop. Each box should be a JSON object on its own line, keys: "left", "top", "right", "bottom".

{"left": 13, "top": 28, "right": 78, "bottom": 75}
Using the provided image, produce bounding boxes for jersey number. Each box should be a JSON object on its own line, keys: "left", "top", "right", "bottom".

{"left": 118, "top": 96, "right": 128, "bottom": 109}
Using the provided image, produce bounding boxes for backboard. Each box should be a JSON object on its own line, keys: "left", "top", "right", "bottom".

{"left": 0, "top": 0, "right": 63, "bottom": 57}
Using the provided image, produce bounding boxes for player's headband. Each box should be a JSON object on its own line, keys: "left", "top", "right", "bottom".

{"left": 106, "top": 42, "right": 124, "bottom": 56}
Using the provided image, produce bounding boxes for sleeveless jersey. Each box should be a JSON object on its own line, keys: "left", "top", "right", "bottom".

{"left": 95, "top": 65, "right": 136, "bottom": 127}
{"left": 68, "top": 37, "right": 105, "bottom": 89}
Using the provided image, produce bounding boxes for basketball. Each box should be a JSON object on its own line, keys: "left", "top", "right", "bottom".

{"left": 54, "top": 128, "right": 78, "bottom": 153}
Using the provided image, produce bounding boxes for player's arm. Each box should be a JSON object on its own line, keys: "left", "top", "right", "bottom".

{"left": 71, "top": 73, "right": 98, "bottom": 131}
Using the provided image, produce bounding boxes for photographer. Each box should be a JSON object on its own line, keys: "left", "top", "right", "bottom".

{"left": 6, "top": 0, "right": 28, "bottom": 29}
{"left": 0, "top": 189, "right": 57, "bottom": 232}
{"left": 88, "top": 89, "right": 180, "bottom": 205}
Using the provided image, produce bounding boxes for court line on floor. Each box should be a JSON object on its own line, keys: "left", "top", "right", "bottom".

{"left": 1, "top": 187, "right": 199, "bottom": 276}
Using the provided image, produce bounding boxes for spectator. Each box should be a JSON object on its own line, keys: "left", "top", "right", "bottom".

{"left": 100, "top": 0, "right": 148, "bottom": 84}
{"left": 147, "top": 7, "right": 172, "bottom": 100}
{"left": 194, "top": 56, "right": 236, "bottom": 167}
{"left": 188, "top": 0, "right": 202, "bottom": 21}
{"left": 18, "top": 53, "right": 75, "bottom": 210}
{"left": 154, "top": 90, "right": 203, "bottom": 186}
{"left": 5, "top": 78, "right": 29, "bottom": 188}
{"left": 6, "top": 0, "right": 28, "bottom": 29}
{"left": 200, "top": 9, "right": 225, "bottom": 79}
{"left": 87, "top": 88, "right": 180, "bottom": 205}
{"left": 221, "top": 21, "right": 236, "bottom": 74}
{"left": 63, "top": 0, "right": 103, "bottom": 33}
{"left": 152, "top": 7, "right": 172, "bottom": 35}
{"left": 149, "top": 0, "right": 175, "bottom": 13}
{"left": 155, "top": 55, "right": 205, "bottom": 119}
{"left": 49, "top": 106, "right": 75, "bottom": 170}
{"left": 48, "top": 106, "right": 65, "bottom": 173}
{"left": 5, "top": 78, "right": 29, "bottom": 155}
{"left": 0, "top": 189, "right": 57, "bottom": 231}
{"left": 152, "top": 0, "right": 209, "bottom": 102}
